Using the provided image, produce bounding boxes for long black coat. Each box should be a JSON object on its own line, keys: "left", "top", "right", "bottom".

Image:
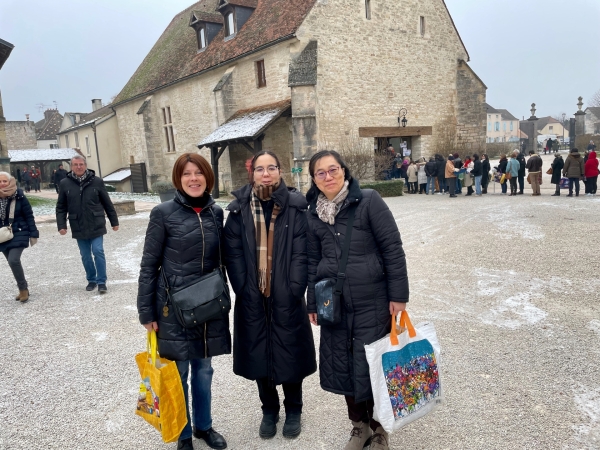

{"left": 306, "top": 178, "right": 409, "bottom": 402}
{"left": 0, "top": 189, "right": 39, "bottom": 252}
{"left": 224, "top": 181, "right": 316, "bottom": 385}
{"left": 435, "top": 159, "right": 446, "bottom": 178}
{"left": 471, "top": 160, "right": 483, "bottom": 177}
{"left": 551, "top": 156, "right": 565, "bottom": 184}
{"left": 56, "top": 170, "right": 119, "bottom": 240}
{"left": 137, "top": 191, "right": 231, "bottom": 361}
{"left": 481, "top": 159, "right": 491, "bottom": 187}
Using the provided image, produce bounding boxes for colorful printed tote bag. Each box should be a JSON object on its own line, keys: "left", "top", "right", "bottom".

{"left": 135, "top": 331, "right": 187, "bottom": 443}
{"left": 365, "top": 311, "right": 443, "bottom": 434}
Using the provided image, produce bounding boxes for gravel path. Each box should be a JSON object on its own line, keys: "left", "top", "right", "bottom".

{"left": 1, "top": 177, "right": 599, "bottom": 449}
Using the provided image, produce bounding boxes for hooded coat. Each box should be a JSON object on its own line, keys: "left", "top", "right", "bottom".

{"left": 435, "top": 157, "right": 446, "bottom": 179}
{"left": 584, "top": 151, "right": 599, "bottom": 178}
{"left": 137, "top": 191, "right": 231, "bottom": 361}
{"left": 0, "top": 189, "right": 39, "bottom": 253}
{"left": 551, "top": 155, "right": 564, "bottom": 184}
{"left": 563, "top": 152, "right": 585, "bottom": 179}
{"left": 306, "top": 178, "right": 409, "bottom": 402}
{"left": 224, "top": 181, "right": 316, "bottom": 385}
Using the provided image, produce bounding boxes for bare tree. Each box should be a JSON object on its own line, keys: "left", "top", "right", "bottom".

{"left": 590, "top": 89, "right": 600, "bottom": 107}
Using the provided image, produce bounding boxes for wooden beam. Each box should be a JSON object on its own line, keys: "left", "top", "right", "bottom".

{"left": 240, "top": 141, "right": 255, "bottom": 153}
{"left": 358, "top": 126, "right": 433, "bottom": 138}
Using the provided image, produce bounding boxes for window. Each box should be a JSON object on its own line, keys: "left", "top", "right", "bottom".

{"left": 50, "top": 143, "right": 58, "bottom": 149}
{"left": 549, "top": 125, "right": 554, "bottom": 132}
{"left": 365, "top": 0, "right": 371, "bottom": 20}
{"left": 488, "top": 122, "right": 491, "bottom": 132}
{"left": 226, "top": 12, "right": 235, "bottom": 36}
{"left": 419, "top": 16, "right": 425, "bottom": 37}
{"left": 162, "top": 106, "right": 176, "bottom": 153}
{"left": 65, "top": 135, "right": 70, "bottom": 147}
{"left": 256, "top": 59, "right": 266, "bottom": 88}
{"left": 74, "top": 131, "right": 79, "bottom": 148}
{"left": 197, "top": 27, "right": 207, "bottom": 50}
{"left": 85, "top": 136, "right": 91, "bottom": 157}
{"left": 510, "top": 121, "right": 513, "bottom": 131}
{"left": 503, "top": 122, "right": 506, "bottom": 131}
{"left": 495, "top": 122, "right": 500, "bottom": 131}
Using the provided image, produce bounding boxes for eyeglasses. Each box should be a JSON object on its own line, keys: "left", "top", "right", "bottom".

{"left": 315, "top": 166, "right": 341, "bottom": 180}
{"left": 254, "top": 165, "right": 279, "bottom": 175}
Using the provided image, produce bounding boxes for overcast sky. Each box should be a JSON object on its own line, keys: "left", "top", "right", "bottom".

{"left": 1, "top": 0, "right": 598, "bottom": 122}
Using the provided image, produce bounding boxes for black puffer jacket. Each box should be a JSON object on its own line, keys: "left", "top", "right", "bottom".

{"left": 435, "top": 158, "right": 446, "bottom": 178}
{"left": 56, "top": 170, "right": 118, "bottom": 240}
{"left": 137, "top": 191, "right": 231, "bottom": 362}
{"left": 425, "top": 161, "right": 437, "bottom": 177}
{"left": 551, "top": 156, "right": 564, "bottom": 184}
{"left": 471, "top": 160, "right": 483, "bottom": 177}
{"left": 517, "top": 153, "right": 526, "bottom": 176}
{"left": 307, "top": 178, "right": 409, "bottom": 402}
{"left": 0, "top": 189, "right": 39, "bottom": 252}
{"left": 224, "top": 181, "right": 316, "bottom": 384}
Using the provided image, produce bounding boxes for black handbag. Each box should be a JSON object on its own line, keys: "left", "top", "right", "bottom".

{"left": 161, "top": 209, "right": 231, "bottom": 329}
{"left": 315, "top": 203, "right": 357, "bottom": 326}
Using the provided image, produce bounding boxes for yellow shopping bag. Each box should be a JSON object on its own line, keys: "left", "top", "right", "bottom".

{"left": 135, "top": 331, "right": 188, "bottom": 443}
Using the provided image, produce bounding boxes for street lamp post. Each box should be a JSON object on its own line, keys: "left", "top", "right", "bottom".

{"left": 561, "top": 113, "right": 566, "bottom": 150}
{"left": 398, "top": 108, "right": 408, "bottom": 127}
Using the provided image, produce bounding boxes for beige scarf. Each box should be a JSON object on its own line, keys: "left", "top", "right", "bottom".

{"left": 316, "top": 180, "right": 349, "bottom": 225}
{"left": 0, "top": 178, "right": 17, "bottom": 222}
{"left": 251, "top": 182, "right": 281, "bottom": 297}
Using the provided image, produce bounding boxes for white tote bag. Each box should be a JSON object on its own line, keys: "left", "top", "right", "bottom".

{"left": 0, "top": 199, "right": 16, "bottom": 244}
{"left": 365, "top": 311, "right": 443, "bottom": 434}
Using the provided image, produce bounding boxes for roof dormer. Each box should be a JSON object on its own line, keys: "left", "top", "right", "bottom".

{"left": 217, "top": 0, "right": 257, "bottom": 41}
{"left": 189, "top": 11, "right": 224, "bottom": 52}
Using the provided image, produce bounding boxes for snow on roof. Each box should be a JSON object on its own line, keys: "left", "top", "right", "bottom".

{"left": 198, "top": 99, "right": 291, "bottom": 147}
{"left": 8, "top": 148, "right": 81, "bottom": 162}
{"left": 103, "top": 168, "right": 131, "bottom": 182}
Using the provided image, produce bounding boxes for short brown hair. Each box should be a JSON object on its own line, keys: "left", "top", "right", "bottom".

{"left": 171, "top": 153, "right": 215, "bottom": 194}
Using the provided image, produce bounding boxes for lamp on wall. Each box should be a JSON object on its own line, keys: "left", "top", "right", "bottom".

{"left": 398, "top": 108, "right": 408, "bottom": 127}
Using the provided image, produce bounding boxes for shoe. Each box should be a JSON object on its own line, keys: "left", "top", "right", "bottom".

{"left": 551, "top": 193, "right": 560, "bottom": 196}
{"left": 259, "top": 414, "right": 279, "bottom": 439}
{"left": 86, "top": 282, "right": 97, "bottom": 291}
{"left": 193, "top": 427, "right": 227, "bottom": 449}
{"left": 517, "top": 191, "right": 523, "bottom": 195}
{"left": 367, "top": 426, "right": 389, "bottom": 450}
{"left": 17, "top": 289, "right": 29, "bottom": 303}
{"left": 98, "top": 284, "right": 108, "bottom": 293}
{"left": 449, "top": 195, "right": 457, "bottom": 198}
{"left": 177, "top": 437, "right": 194, "bottom": 450}
{"left": 344, "top": 421, "right": 372, "bottom": 450}
{"left": 282, "top": 412, "right": 302, "bottom": 438}
{"left": 576, "top": 194, "right": 579, "bottom": 197}
{"left": 567, "top": 194, "right": 573, "bottom": 197}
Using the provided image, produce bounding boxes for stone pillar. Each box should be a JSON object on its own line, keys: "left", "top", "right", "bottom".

{"left": 0, "top": 89, "right": 10, "bottom": 172}
{"left": 574, "top": 96, "right": 586, "bottom": 147}
{"left": 524, "top": 103, "right": 539, "bottom": 154}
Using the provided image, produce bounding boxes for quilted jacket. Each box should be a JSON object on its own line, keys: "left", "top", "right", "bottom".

{"left": 137, "top": 191, "right": 231, "bottom": 362}
{"left": 0, "top": 189, "right": 39, "bottom": 252}
{"left": 224, "top": 181, "right": 316, "bottom": 384}
{"left": 306, "top": 178, "right": 409, "bottom": 402}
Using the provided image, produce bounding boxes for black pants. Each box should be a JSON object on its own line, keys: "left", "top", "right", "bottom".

{"left": 345, "top": 396, "right": 381, "bottom": 431}
{"left": 408, "top": 182, "right": 417, "bottom": 193}
{"left": 518, "top": 175, "right": 524, "bottom": 193}
{"left": 3, "top": 247, "right": 27, "bottom": 290}
{"left": 419, "top": 183, "right": 426, "bottom": 193}
{"left": 256, "top": 378, "right": 303, "bottom": 416}
{"left": 568, "top": 178, "right": 580, "bottom": 195}
{"left": 446, "top": 178, "right": 455, "bottom": 196}
{"left": 509, "top": 178, "right": 518, "bottom": 194}
{"left": 585, "top": 176, "right": 598, "bottom": 194}
{"left": 554, "top": 183, "right": 560, "bottom": 195}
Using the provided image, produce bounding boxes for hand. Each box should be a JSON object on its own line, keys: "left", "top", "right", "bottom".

{"left": 143, "top": 322, "right": 158, "bottom": 332}
{"left": 389, "top": 301, "right": 407, "bottom": 316}
{"left": 29, "top": 238, "right": 38, "bottom": 247}
{"left": 59, "top": 229, "right": 67, "bottom": 235}
{"left": 308, "top": 313, "right": 318, "bottom": 326}
{"left": 112, "top": 226, "right": 119, "bottom": 231}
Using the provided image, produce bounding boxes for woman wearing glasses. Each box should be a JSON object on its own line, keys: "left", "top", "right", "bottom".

{"left": 306, "top": 150, "right": 409, "bottom": 450}
{"left": 224, "top": 151, "right": 316, "bottom": 440}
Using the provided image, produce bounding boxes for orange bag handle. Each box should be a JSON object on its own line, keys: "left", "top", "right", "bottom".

{"left": 390, "top": 310, "right": 416, "bottom": 345}
{"left": 147, "top": 330, "right": 158, "bottom": 367}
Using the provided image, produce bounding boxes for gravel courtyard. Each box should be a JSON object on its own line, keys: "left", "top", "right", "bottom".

{"left": 1, "top": 178, "right": 599, "bottom": 449}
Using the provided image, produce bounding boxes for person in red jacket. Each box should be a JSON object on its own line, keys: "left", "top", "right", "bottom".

{"left": 584, "top": 151, "right": 599, "bottom": 196}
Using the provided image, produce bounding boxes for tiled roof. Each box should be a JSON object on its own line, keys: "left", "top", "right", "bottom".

{"left": 497, "top": 109, "right": 518, "bottom": 121}
{"left": 198, "top": 99, "right": 290, "bottom": 147}
{"left": 535, "top": 116, "right": 560, "bottom": 131}
{"left": 0, "top": 37, "right": 14, "bottom": 71}
{"left": 485, "top": 103, "right": 499, "bottom": 114}
{"left": 36, "top": 110, "right": 64, "bottom": 141}
{"left": 114, "top": 0, "right": 317, "bottom": 105}
{"left": 191, "top": 10, "right": 223, "bottom": 24}
{"left": 222, "top": 0, "right": 259, "bottom": 8}
{"left": 585, "top": 107, "right": 600, "bottom": 118}
{"left": 8, "top": 148, "right": 81, "bottom": 163}
{"left": 58, "top": 104, "right": 115, "bottom": 134}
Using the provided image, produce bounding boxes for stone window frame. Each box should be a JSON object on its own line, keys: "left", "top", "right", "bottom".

{"left": 494, "top": 122, "right": 500, "bottom": 131}
{"left": 65, "top": 134, "right": 70, "bottom": 148}
{"left": 365, "top": 0, "right": 371, "bottom": 20}
{"left": 196, "top": 25, "right": 207, "bottom": 52}
{"left": 162, "top": 106, "right": 176, "bottom": 153}
{"left": 256, "top": 59, "right": 267, "bottom": 88}
{"left": 224, "top": 8, "right": 236, "bottom": 40}
{"left": 74, "top": 131, "right": 80, "bottom": 148}
{"left": 510, "top": 121, "right": 513, "bottom": 131}
{"left": 85, "top": 135, "right": 91, "bottom": 157}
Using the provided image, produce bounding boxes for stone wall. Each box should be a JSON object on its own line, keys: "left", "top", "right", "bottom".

{"left": 5, "top": 120, "right": 37, "bottom": 150}
{"left": 456, "top": 61, "right": 487, "bottom": 152}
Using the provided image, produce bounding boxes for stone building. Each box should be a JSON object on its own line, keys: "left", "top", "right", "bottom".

{"left": 485, "top": 103, "right": 519, "bottom": 143}
{"left": 35, "top": 109, "right": 63, "bottom": 149}
{"left": 584, "top": 107, "right": 600, "bottom": 135}
{"left": 0, "top": 37, "right": 15, "bottom": 172}
{"left": 5, "top": 119, "right": 37, "bottom": 150}
{"left": 112, "top": 0, "right": 487, "bottom": 195}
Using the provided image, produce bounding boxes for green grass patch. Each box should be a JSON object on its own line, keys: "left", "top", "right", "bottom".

{"left": 360, "top": 180, "right": 405, "bottom": 197}
{"left": 27, "top": 196, "right": 57, "bottom": 208}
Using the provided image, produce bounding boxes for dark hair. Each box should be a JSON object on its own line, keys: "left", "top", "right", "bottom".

{"left": 429, "top": 156, "right": 435, "bottom": 162}
{"left": 472, "top": 153, "right": 479, "bottom": 161}
{"left": 249, "top": 150, "right": 281, "bottom": 182}
{"left": 448, "top": 155, "right": 455, "bottom": 161}
{"left": 571, "top": 148, "right": 579, "bottom": 153}
{"left": 171, "top": 153, "right": 215, "bottom": 194}
{"left": 306, "top": 150, "right": 352, "bottom": 200}
{"left": 453, "top": 152, "right": 460, "bottom": 159}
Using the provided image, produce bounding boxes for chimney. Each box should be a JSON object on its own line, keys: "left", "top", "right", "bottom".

{"left": 25, "top": 114, "right": 30, "bottom": 122}
{"left": 91, "top": 99, "right": 103, "bottom": 111}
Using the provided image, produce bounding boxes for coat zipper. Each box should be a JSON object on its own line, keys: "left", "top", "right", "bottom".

{"left": 197, "top": 211, "right": 208, "bottom": 358}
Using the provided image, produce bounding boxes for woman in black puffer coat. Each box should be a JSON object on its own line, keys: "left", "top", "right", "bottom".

{"left": 306, "top": 151, "right": 409, "bottom": 450}
{"left": 0, "top": 172, "right": 38, "bottom": 302}
{"left": 224, "top": 151, "right": 316, "bottom": 440}
{"left": 137, "top": 154, "right": 229, "bottom": 450}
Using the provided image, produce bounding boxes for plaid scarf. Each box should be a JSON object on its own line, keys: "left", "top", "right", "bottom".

{"left": 251, "top": 182, "right": 281, "bottom": 297}
{"left": 69, "top": 170, "right": 90, "bottom": 184}
{"left": 0, "top": 178, "right": 18, "bottom": 222}
{"left": 316, "top": 180, "right": 349, "bottom": 225}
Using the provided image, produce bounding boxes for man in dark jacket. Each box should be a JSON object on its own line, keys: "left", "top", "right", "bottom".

{"left": 54, "top": 164, "right": 68, "bottom": 194}
{"left": 30, "top": 166, "right": 41, "bottom": 192}
{"left": 481, "top": 154, "right": 491, "bottom": 194}
{"left": 526, "top": 151, "right": 543, "bottom": 196}
{"left": 435, "top": 154, "right": 446, "bottom": 194}
{"left": 453, "top": 153, "right": 463, "bottom": 194}
{"left": 550, "top": 153, "right": 564, "bottom": 196}
{"left": 563, "top": 148, "right": 585, "bottom": 197}
{"left": 56, "top": 155, "right": 119, "bottom": 293}
{"left": 21, "top": 167, "right": 31, "bottom": 193}
{"left": 424, "top": 156, "right": 437, "bottom": 194}
{"left": 516, "top": 152, "right": 526, "bottom": 194}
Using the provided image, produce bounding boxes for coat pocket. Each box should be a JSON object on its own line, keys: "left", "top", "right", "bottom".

{"left": 68, "top": 213, "right": 80, "bottom": 232}
{"left": 93, "top": 211, "right": 106, "bottom": 229}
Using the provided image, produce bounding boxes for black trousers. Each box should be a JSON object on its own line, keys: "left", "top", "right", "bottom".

{"left": 568, "top": 178, "right": 580, "bottom": 195}
{"left": 585, "top": 176, "right": 598, "bottom": 194}
{"left": 446, "top": 178, "right": 455, "bottom": 195}
{"left": 3, "top": 247, "right": 27, "bottom": 290}
{"left": 345, "top": 396, "right": 381, "bottom": 431}
{"left": 256, "top": 378, "right": 303, "bottom": 415}
{"left": 518, "top": 175, "right": 525, "bottom": 193}
{"left": 509, "top": 178, "right": 518, "bottom": 194}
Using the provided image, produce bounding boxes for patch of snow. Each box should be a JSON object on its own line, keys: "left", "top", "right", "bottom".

{"left": 92, "top": 332, "right": 108, "bottom": 342}
{"left": 571, "top": 386, "right": 600, "bottom": 447}
{"left": 8, "top": 148, "right": 81, "bottom": 162}
{"left": 479, "top": 292, "right": 547, "bottom": 329}
{"left": 103, "top": 168, "right": 131, "bottom": 182}
{"left": 110, "top": 278, "right": 138, "bottom": 285}
{"left": 124, "top": 305, "right": 137, "bottom": 311}
{"left": 588, "top": 320, "right": 600, "bottom": 337}
{"left": 109, "top": 193, "right": 160, "bottom": 203}
{"left": 111, "top": 234, "right": 145, "bottom": 278}
{"left": 487, "top": 207, "right": 543, "bottom": 240}
{"left": 106, "top": 419, "right": 125, "bottom": 433}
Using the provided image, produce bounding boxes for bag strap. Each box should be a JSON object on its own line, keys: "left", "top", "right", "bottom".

{"left": 7, "top": 196, "right": 16, "bottom": 224}
{"left": 147, "top": 330, "right": 158, "bottom": 367}
{"left": 208, "top": 208, "right": 224, "bottom": 271}
{"left": 390, "top": 310, "right": 416, "bottom": 345}
{"left": 334, "top": 202, "right": 358, "bottom": 296}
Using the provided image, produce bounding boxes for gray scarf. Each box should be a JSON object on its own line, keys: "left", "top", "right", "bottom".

{"left": 316, "top": 180, "right": 350, "bottom": 225}
{"left": 0, "top": 193, "right": 16, "bottom": 222}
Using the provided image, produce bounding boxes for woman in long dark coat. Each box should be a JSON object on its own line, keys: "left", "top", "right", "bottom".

{"left": 551, "top": 153, "right": 565, "bottom": 196}
{"left": 224, "top": 151, "right": 316, "bottom": 440}
{"left": 0, "top": 172, "right": 38, "bottom": 302}
{"left": 306, "top": 150, "right": 409, "bottom": 450}
{"left": 481, "top": 154, "right": 491, "bottom": 194}
{"left": 137, "top": 154, "right": 229, "bottom": 450}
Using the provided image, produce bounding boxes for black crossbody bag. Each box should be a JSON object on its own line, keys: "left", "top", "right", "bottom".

{"left": 315, "top": 203, "right": 357, "bottom": 326}
{"left": 161, "top": 208, "right": 231, "bottom": 329}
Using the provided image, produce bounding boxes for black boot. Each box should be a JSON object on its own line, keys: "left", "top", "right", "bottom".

{"left": 177, "top": 438, "right": 194, "bottom": 450}
{"left": 282, "top": 412, "right": 302, "bottom": 438}
{"left": 259, "top": 414, "right": 279, "bottom": 439}
{"left": 193, "top": 427, "right": 227, "bottom": 449}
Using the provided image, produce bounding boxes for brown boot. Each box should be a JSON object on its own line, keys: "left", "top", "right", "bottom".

{"left": 344, "top": 421, "right": 371, "bottom": 450}
{"left": 15, "top": 292, "right": 21, "bottom": 300}
{"left": 367, "top": 426, "right": 389, "bottom": 450}
{"left": 18, "top": 289, "right": 29, "bottom": 303}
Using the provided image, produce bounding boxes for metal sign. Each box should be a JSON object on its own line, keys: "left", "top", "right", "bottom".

{"left": 291, "top": 167, "right": 303, "bottom": 174}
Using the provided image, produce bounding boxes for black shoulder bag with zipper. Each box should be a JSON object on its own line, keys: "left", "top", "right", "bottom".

{"left": 161, "top": 208, "right": 231, "bottom": 329}
{"left": 315, "top": 202, "right": 358, "bottom": 326}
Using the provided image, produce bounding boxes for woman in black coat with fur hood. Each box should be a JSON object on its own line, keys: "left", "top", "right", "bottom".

{"left": 224, "top": 151, "right": 316, "bottom": 440}
{"left": 306, "top": 151, "right": 409, "bottom": 450}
